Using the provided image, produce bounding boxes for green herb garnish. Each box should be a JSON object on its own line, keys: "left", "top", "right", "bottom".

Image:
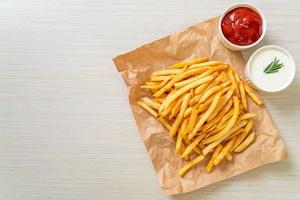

{"left": 264, "top": 57, "right": 284, "bottom": 74}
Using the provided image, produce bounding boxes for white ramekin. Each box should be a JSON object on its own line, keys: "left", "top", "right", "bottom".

{"left": 218, "top": 3, "right": 267, "bottom": 51}
{"left": 245, "top": 45, "right": 296, "bottom": 92}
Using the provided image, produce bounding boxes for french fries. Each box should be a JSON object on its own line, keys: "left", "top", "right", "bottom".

{"left": 168, "top": 56, "right": 209, "bottom": 69}
{"left": 137, "top": 57, "right": 262, "bottom": 176}
{"left": 178, "top": 155, "right": 205, "bottom": 176}
{"left": 142, "top": 97, "right": 161, "bottom": 110}
{"left": 238, "top": 81, "right": 248, "bottom": 111}
{"left": 214, "top": 136, "right": 237, "bottom": 166}
{"left": 234, "top": 132, "right": 256, "bottom": 152}
{"left": 169, "top": 94, "right": 191, "bottom": 136}
{"left": 228, "top": 69, "right": 240, "bottom": 97}
{"left": 188, "top": 91, "right": 223, "bottom": 140}
{"left": 137, "top": 101, "right": 158, "bottom": 118}
{"left": 205, "top": 144, "right": 223, "bottom": 173}
{"left": 244, "top": 83, "right": 263, "bottom": 106}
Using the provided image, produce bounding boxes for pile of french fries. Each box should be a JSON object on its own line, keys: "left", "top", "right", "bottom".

{"left": 137, "top": 57, "right": 263, "bottom": 176}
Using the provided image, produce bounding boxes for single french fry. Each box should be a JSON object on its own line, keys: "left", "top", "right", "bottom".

{"left": 137, "top": 101, "right": 158, "bottom": 118}
{"left": 176, "top": 133, "right": 183, "bottom": 155}
{"left": 169, "top": 57, "right": 209, "bottom": 69}
{"left": 202, "top": 96, "right": 240, "bottom": 155}
{"left": 179, "top": 154, "right": 206, "bottom": 176}
{"left": 232, "top": 120, "right": 254, "bottom": 150}
{"left": 145, "top": 81, "right": 159, "bottom": 86}
{"left": 210, "top": 64, "right": 229, "bottom": 72}
{"left": 232, "top": 68, "right": 241, "bottom": 83}
{"left": 228, "top": 69, "right": 240, "bottom": 97}
{"left": 214, "top": 136, "right": 237, "bottom": 166}
{"left": 234, "top": 132, "right": 256, "bottom": 153}
{"left": 244, "top": 83, "right": 263, "bottom": 106}
{"left": 169, "top": 94, "right": 191, "bottom": 136}
{"left": 158, "top": 117, "right": 172, "bottom": 131}
{"left": 189, "top": 61, "right": 222, "bottom": 69}
{"left": 205, "top": 144, "right": 223, "bottom": 173}
{"left": 180, "top": 118, "right": 189, "bottom": 141}
{"left": 152, "top": 69, "right": 181, "bottom": 76}
{"left": 176, "top": 119, "right": 188, "bottom": 154}
{"left": 160, "top": 75, "right": 214, "bottom": 113}
{"left": 151, "top": 75, "right": 172, "bottom": 82}
{"left": 180, "top": 143, "right": 190, "bottom": 161}
{"left": 187, "top": 108, "right": 199, "bottom": 133}
{"left": 140, "top": 85, "right": 159, "bottom": 90}
{"left": 239, "top": 113, "right": 256, "bottom": 121}
{"left": 142, "top": 97, "right": 161, "bottom": 110}
{"left": 238, "top": 81, "right": 248, "bottom": 111}
{"left": 188, "top": 91, "right": 223, "bottom": 140}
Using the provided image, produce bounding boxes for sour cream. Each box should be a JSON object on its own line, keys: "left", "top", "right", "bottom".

{"left": 245, "top": 45, "right": 295, "bottom": 92}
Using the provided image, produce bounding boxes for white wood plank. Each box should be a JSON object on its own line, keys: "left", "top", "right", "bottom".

{"left": 0, "top": 0, "right": 299, "bottom": 199}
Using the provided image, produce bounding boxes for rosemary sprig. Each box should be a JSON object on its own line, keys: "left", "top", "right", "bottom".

{"left": 264, "top": 57, "right": 284, "bottom": 74}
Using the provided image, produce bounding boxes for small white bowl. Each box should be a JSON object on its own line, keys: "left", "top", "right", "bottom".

{"left": 245, "top": 45, "right": 296, "bottom": 92}
{"left": 218, "top": 3, "right": 267, "bottom": 51}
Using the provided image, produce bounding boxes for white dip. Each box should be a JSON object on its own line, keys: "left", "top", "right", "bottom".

{"left": 247, "top": 46, "right": 295, "bottom": 92}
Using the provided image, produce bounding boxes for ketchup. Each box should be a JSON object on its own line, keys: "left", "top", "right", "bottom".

{"left": 221, "top": 7, "right": 262, "bottom": 46}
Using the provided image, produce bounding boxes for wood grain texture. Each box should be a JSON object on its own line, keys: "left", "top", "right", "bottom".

{"left": 0, "top": 0, "right": 299, "bottom": 199}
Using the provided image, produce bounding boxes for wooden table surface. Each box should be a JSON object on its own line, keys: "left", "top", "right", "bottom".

{"left": 0, "top": 0, "right": 299, "bottom": 199}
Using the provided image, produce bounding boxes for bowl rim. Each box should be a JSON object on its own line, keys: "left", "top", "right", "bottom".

{"left": 218, "top": 3, "right": 267, "bottom": 49}
{"left": 246, "top": 45, "right": 296, "bottom": 92}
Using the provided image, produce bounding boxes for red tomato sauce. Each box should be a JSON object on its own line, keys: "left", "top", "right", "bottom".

{"left": 221, "top": 7, "right": 262, "bottom": 46}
